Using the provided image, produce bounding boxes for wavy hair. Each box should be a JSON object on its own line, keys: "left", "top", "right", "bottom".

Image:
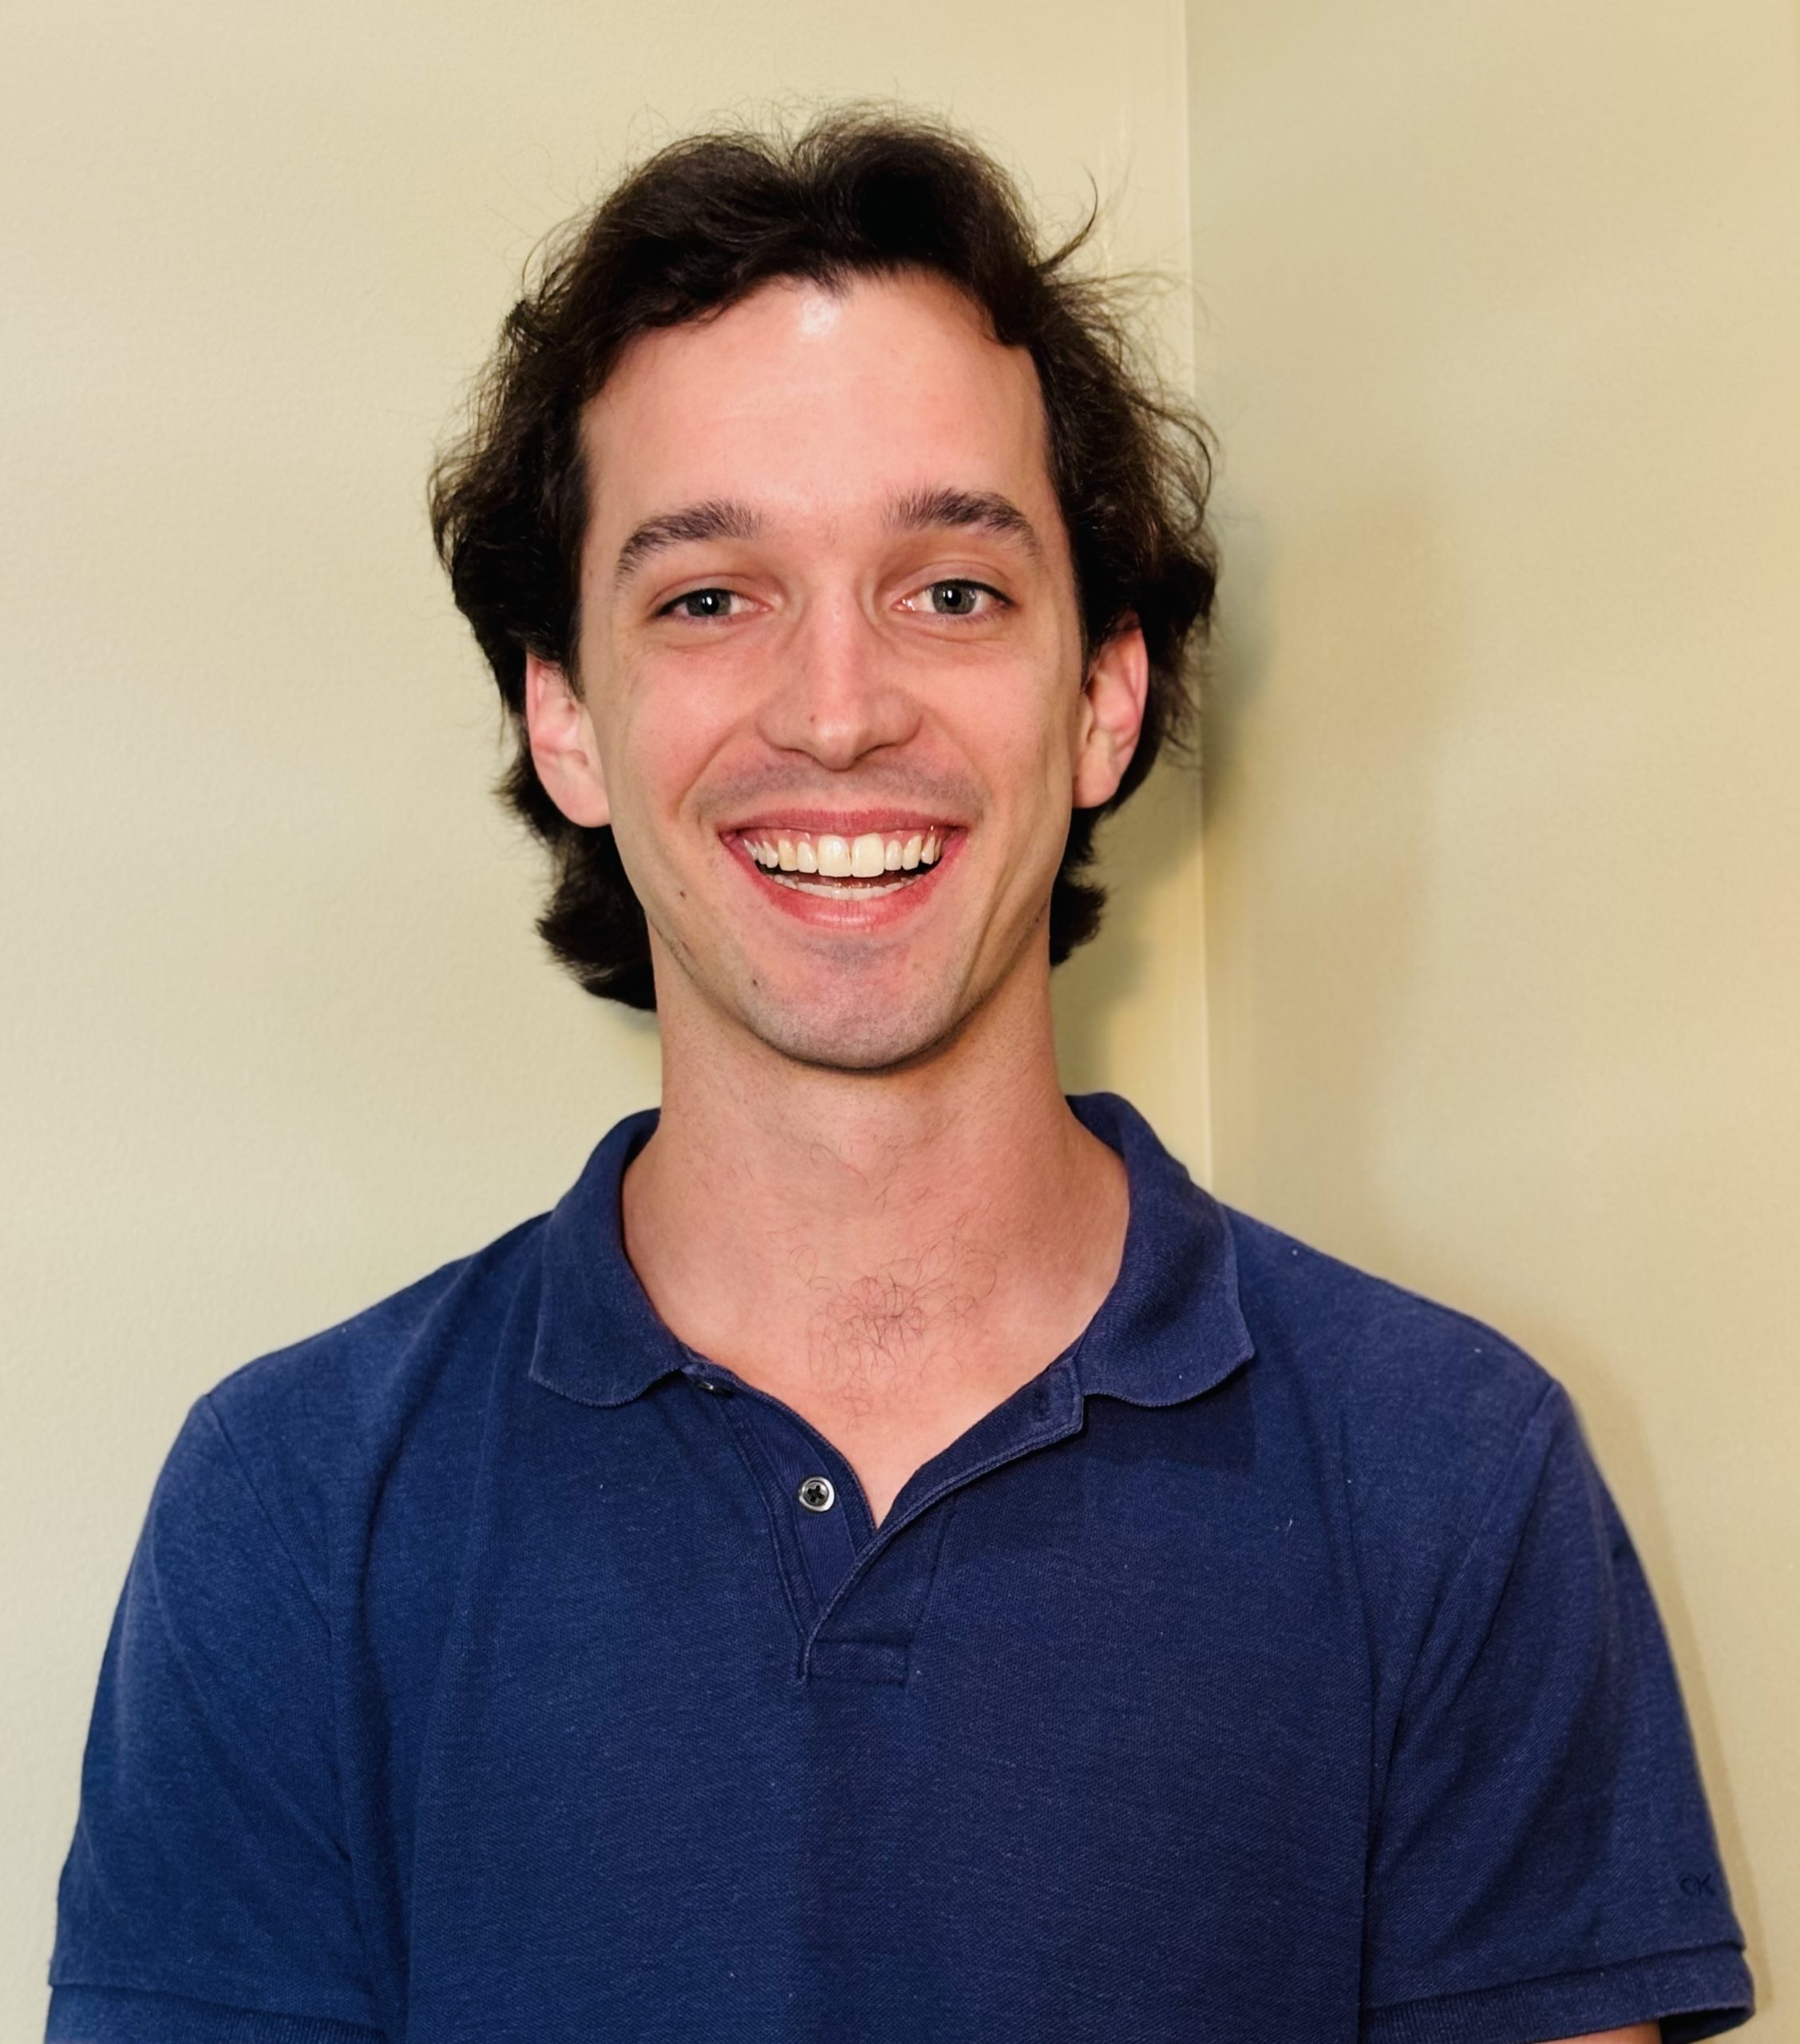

{"left": 429, "top": 111, "right": 1217, "bottom": 1008}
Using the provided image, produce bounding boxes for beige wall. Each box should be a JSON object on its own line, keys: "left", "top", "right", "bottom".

{"left": 1189, "top": 0, "right": 1799, "bottom": 2022}
{"left": 6, "top": 0, "right": 1793, "bottom": 2029}
{"left": 0, "top": 2, "right": 1199, "bottom": 2027}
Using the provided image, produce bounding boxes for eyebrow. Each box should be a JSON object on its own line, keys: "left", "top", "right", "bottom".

{"left": 611, "top": 485, "right": 1044, "bottom": 588}
{"left": 884, "top": 486, "right": 1044, "bottom": 561}
{"left": 614, "top": 499, "right": 762, "bottom": 585}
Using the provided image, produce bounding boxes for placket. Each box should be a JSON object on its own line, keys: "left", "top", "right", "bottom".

{"left": 683, "top": 1349, "right": 1086, "bottom": 1686}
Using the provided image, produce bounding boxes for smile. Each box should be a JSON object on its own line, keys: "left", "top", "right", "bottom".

{"left": 733, "top": 826, "right": 947, "bottom": 897}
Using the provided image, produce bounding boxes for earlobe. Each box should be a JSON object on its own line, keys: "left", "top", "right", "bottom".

{"left": 1071, "top": 620, "right": 1150, "bottom": 810}
{"left": 524, "top": 652, "right": 611, "bottom": 828}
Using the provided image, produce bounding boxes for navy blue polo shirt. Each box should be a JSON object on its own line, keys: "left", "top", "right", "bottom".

{"left": 50, "top": 1094, "right": 1752, "bottom": 2044}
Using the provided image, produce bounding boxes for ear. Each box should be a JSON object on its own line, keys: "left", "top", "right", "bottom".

{"left": 524, "top": 652, "right": 611, "bottom": 828}
{"left": 1070, "top": 618, "right": 1149, "bottom": 810}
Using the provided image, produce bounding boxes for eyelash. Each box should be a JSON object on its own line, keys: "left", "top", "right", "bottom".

{"left": 909, "top": 579, "right": 1008, "bottom": 618}
{"left": 659, "top": 588, "right": 743, "bottom": 620}
{"left": 656, "top": 579, "right": 1009, "bottom": 621}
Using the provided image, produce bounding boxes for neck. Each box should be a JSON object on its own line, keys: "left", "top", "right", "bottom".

{"left": 621, "top": 956, "right": 1128, "bottom": 1438}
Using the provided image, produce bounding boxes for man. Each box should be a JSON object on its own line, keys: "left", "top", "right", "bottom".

{"left": 50, "top": 114, "right": 1752, "bottom": 2043}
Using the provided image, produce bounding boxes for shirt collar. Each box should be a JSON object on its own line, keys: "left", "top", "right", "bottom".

{"left": 527, "top": 1091, "right": 1252, "bottom": 1412}
{"left": 1062, "top": 1091, "right": 1254, "bottom": 1405}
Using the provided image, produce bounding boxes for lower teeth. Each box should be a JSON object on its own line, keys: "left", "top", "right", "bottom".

{"left": 765, "top": 871, "right": 924, "bottom": 897}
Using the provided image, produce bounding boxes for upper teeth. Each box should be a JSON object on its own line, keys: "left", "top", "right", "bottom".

{"left": 741, "top": 829, "right": 943, "bottom": 877}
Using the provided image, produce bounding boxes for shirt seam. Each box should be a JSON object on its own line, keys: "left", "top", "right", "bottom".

{"left": 1360, "top": 1375, "right": 1562, "bottom": 1804}
{"left": 853, "top": 1353, "right": 1086, "bottom": 1561}
{"left": 199, "top": 1396, "right": 329, "bottom": 1624}
{"left": 1417, "top": 1376, "right": 1565, "bottom": 1649}
{"left": 1360, "top": 1933, "right": 1749, "bottom": 2013}
{"left": 195, "top": 1395, "right": 374, "bottom": 2022}
{"left": 713, "top": 1390, "right": 816, "bottom": 1650}
{"left": 48, "top": 1966, "right": 386, "bottom": 2034}
{"left": 897, "top": 1488, "right": 961, "bottom": 1659}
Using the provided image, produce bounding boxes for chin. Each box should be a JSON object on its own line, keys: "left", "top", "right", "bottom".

{"left": 735, "top": 983, "right": 973, "bottom": 1076}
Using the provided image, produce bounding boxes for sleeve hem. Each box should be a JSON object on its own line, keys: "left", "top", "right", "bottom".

{"left": 1362, "top": 1939, "right": 1754, "bottom": 2044}
{"left": 47, "top": 1985, "right": 385, "bottom": 2044}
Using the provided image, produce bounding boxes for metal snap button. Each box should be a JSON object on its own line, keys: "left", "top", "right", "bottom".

{"left": 797, "top": 1476, "right": 836, "bottom": 1513}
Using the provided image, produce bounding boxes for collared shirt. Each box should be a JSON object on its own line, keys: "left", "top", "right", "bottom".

{"left": 50, "top": 1094, "right": 1752, "bottom": 2044}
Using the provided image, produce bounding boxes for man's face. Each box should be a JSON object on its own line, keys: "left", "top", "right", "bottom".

{"left": 526, "top": 270, "right": 1145, "bottom": 1072}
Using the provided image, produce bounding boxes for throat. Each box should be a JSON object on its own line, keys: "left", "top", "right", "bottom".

{"left": 795, "top": 1228, "right": 1000, "bottom": 1420}
{"left": 621, "top": 1070, "right": 1132, "bottom": 1523}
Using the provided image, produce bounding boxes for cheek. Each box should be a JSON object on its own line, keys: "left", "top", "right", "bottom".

{"left": 1002, "top": 655, "right": 1086, "bottom": 785}
{"left": 599, "top": 656, "right": 724, "bottom": 835}
{"left": 950, "top": 687, "right": 1080, "bottom": 855}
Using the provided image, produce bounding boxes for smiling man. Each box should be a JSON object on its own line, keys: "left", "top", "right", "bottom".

{"left": 49, "top": 117, "right": 1751, "bottom": 2044}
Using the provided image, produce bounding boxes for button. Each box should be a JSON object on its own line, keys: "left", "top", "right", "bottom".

{"left": 695, "top": 1377, "right": 733, "bottom": 1396}
{"left": 797, "top": 1476, "right": 836, "bottom": 1512}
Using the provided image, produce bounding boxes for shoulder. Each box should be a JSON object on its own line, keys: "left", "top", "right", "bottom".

{"left": 1219, "top": 1206, "right": 1577, "bottom": 1628}
{"left": 174, "top": 1210, "right": 552, "bottom": 1600}
{"left": 206, "top": 1207, "right": 549, "bottom": 1434}
{"left": 1224, "top": 1205, "right": 1559, "bottom": 1449}
{"left": 47, "top": 1226, "right": 563, "bottom": 2035}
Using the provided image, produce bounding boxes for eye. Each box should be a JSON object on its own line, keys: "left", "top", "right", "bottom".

{"left": 659, "top": 587, "right": 744, "bottom": 620}
{"left": 908, "top": 579, "right": 1007, "bottom": 619}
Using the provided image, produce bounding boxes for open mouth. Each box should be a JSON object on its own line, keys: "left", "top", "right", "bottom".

{"left": 730, "top": 826, "right": 951, "bottom": 899}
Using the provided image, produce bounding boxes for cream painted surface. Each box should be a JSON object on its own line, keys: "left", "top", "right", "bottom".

{"left": 1189, "top": 0, "right": 1799, "bottom": 2019}
{"left": 0, "top": 2, "right": 1201, "bottom": 2026}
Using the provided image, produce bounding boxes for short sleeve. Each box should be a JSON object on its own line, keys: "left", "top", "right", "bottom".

{"left": 49, "top": 1398, "right": 385, "bottom": 2042}
{"left": 1360, "top": 1380, "right": 1753, "bottom": 2044}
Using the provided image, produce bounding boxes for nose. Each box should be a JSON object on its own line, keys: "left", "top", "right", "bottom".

{"left": 755, "top": 595, "right": 922, "bottom": 770}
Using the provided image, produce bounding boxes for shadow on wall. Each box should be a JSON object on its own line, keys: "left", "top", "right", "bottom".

{"left": 1197, "top": 485, "right": 1760, "bottom": 1976}
{"left": 1051, "top": 741, "right": 1205, "bottom": 1099}
{"left": 1200, "top": 485, "right": 1447, "bottom": 1254}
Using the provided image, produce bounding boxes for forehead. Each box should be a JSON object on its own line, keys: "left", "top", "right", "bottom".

{"left": 580, "top": 271, "right": 1059, "bottom": 545}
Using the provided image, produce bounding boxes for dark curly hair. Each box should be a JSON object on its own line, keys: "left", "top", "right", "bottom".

{"left": 429, "top": 110, "right": 1217, "bottom": 1009}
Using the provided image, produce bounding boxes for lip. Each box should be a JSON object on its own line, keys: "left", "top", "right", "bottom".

{"left": 725, "top": 824, "right": 963, "bottom": 930}
{"left": 722, "top": 809, "right": 962, "bottom": 837}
